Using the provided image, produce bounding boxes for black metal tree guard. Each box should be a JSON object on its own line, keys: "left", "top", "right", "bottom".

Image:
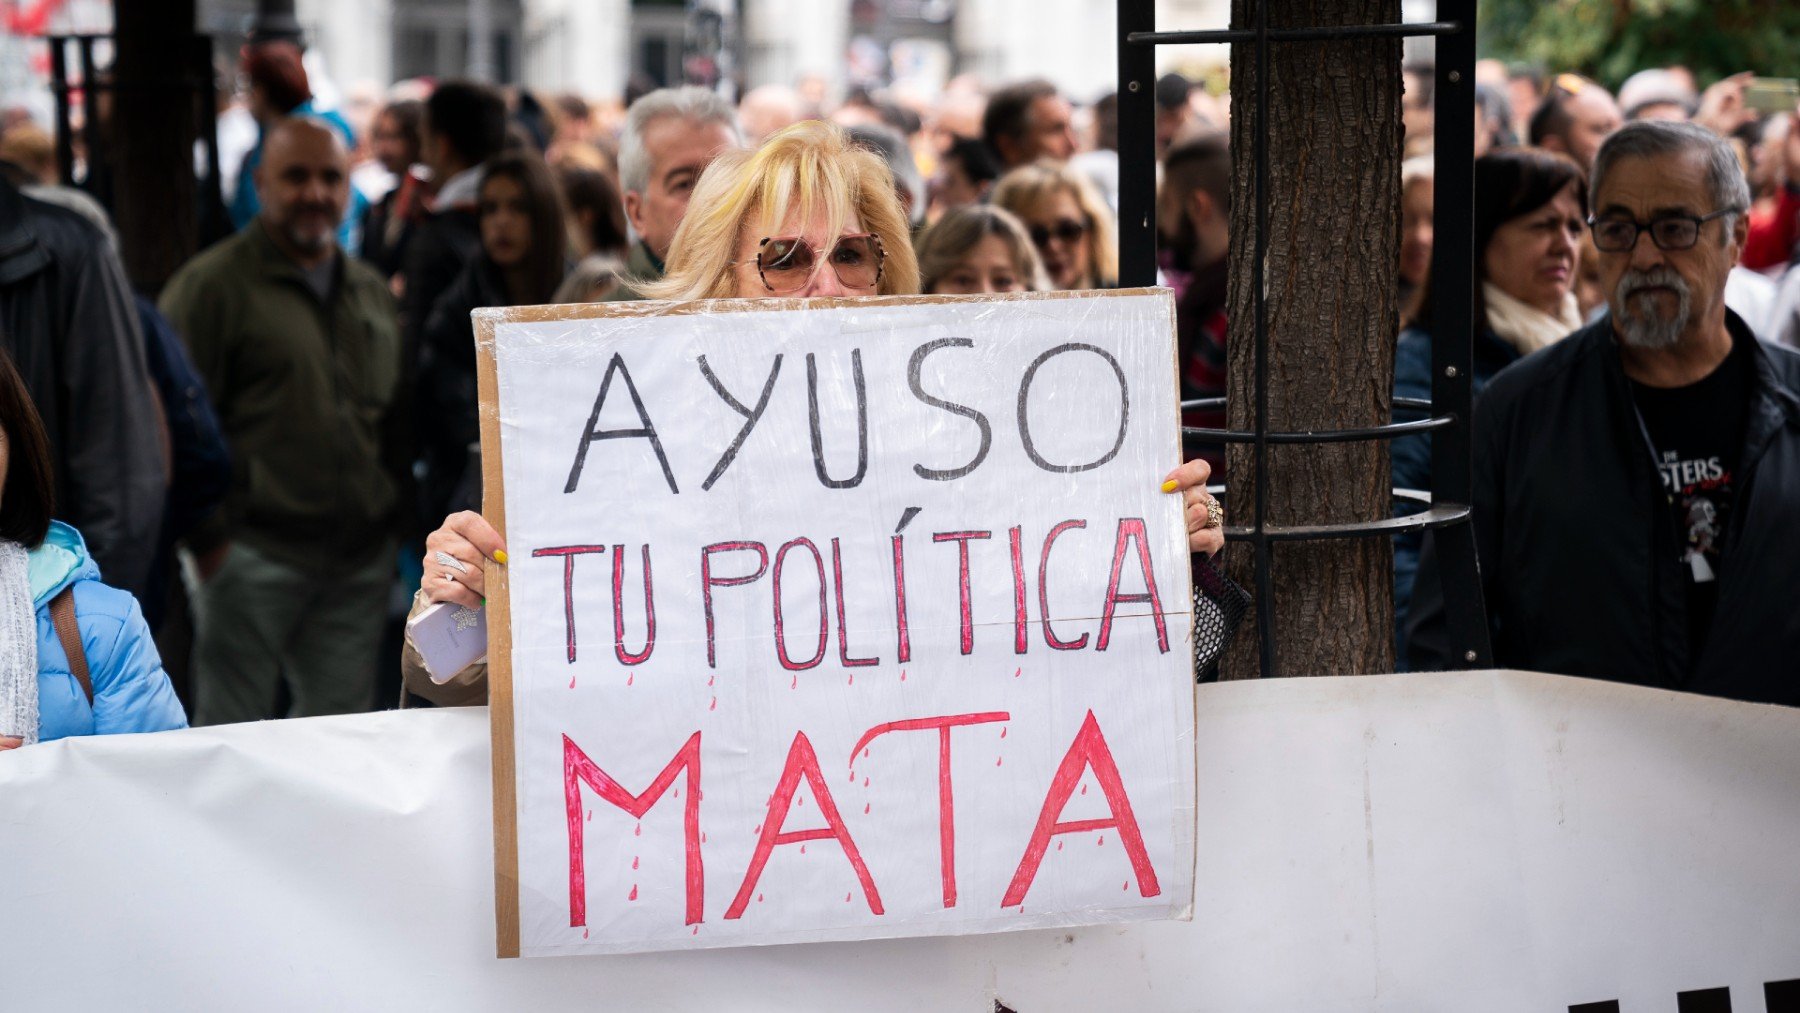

{"left": 1117, "top": 0, "right": 1493, "bottom": 676}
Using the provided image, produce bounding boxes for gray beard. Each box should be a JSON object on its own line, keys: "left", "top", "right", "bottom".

{"left": 1612, "top": 266, "right": 1691, "bottom": 350}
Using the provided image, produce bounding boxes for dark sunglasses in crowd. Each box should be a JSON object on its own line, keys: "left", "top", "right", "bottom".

{"left": 1029, "top": 218, "right": 1089, "bottom": 249}
{"left": 735, "top": 233, "right": 885, "bottom": 294}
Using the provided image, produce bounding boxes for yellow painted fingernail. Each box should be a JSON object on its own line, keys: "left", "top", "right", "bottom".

{"left": 493, "top": 550, "right": 509, "bottom": 564}
{"left": 1160, "top": 479, "right": 1179, "bottom": 493}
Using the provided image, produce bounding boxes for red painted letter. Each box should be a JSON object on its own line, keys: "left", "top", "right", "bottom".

{"left": 701, "top": 541, "right": 767, "bottom": 668}
{"left": 533, "top": 545, "right": 608, "bottom": 663}
{"left": 727, "top": 731, "right": 883, "bottom": 919}
{"left": 612, "top": 544, "right": 656, "bottom": 665}
{"left": 564, "top": 731, "right": 704, "bottom": 927}
{"left": 932, "top": 530, "right": 992, "bottom": 654}
{"left": 1038, "top": 520, "right": 1089, "bottom": 650}
{"left": 1001, "top": 710, "right": 1159, "bottom": 907}
{"left": 850, "top": 711, "right": 1009, "bottom": 908}
{"left": 772, "top": 537, "right": 828, "bottom": 671}
{"left": 831, "top": 537, "right": 879, "bottom": 667}
{"left": 1096, "top": 518, "right": 1169, "bottom": 652}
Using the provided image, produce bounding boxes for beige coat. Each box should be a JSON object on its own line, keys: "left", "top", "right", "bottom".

{"left": 399, "top": 591, "right": 488, "bottom": 707}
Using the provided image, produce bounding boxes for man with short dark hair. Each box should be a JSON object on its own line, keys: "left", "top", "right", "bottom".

{"left": 981, "top": 79, "right": 1077, "bottom": 170}
{"left": 1409, "top": 121, "right": 1800, "bottom": 705}
{"left": 161, "top": 118, "right": 402, "bottom": 724}
{"left": 400, "top": 81, "right": 507, "bottom": 342}
{"left": 1160, "top": 134, "right": 1232, "bottom": 469}
{"left": 1528, "top": 75, "right": 1623, "bottom": 171}
{"left": 607, "top": 86, "right": 742, "bottom": 301}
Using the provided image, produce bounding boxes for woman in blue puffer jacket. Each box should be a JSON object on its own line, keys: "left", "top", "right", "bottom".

{"left": 0, "top": 350, "right": 187, "bottom": 750}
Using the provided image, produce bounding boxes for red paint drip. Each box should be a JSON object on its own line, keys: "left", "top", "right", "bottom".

{"left": 790, "top": 673, "right": 798, "bottom": 689}
{"left": 754, "top": 823, "right": 762, "bottom": 835}
{"left": 583, "top": 927, "right": 589, "bottom": 939}
{"left": 995, "top": 756, "right": 1003, "bottom": 766}
{"left": 863, "top": 802, "right": 871, "bottom": 814}
{"left": 1057, "top": 840, "right": 1064, "bottom": 851}
{"left": 627, "top": 673, "right": 634, "bottom": 686}
{"left": 845, "top": 892, "right": 853, "bottom": 903}
{"left": 634, "top": 822, "right": 642, "bottom": 837}
{"left": 568, "top": 674, "right": 577, "bottom": 689}
{"left": 899, "top": 670, "right": 907, "bottom": 682}
{"left": 863, "top": 747, "right": 870, "bottom": 759}
{"left": 1098, "top": 835, "right": 1105, "bottom": 846}
{"left": 701, "top": 832, "right": 707, "bottom": 844}
{"left": 848, "top": 672, "right": 854, "bottom": 686}
{"left": 1081, "top": 783, "right": 1088, "bottom": 796}
{"left": 632, "top": 856, "right": 640, "bottom": 870}
{"left": 862, "top": 776, "right": 869, "bottom": 788}
{"left": 1123, "top": 880, "right": 1130, "bottom": 891}
{"left": 800, "top": 844, "right": 807, "bottom": 855}
{"left": 707, "top": 675, "right": 715, "bottom": 687}
{"left": 709, "top": 697, "right": 717, "bottom": 711}
{"left": 1000, "top": 726, "right": 1007, "bottom": 739}
{"left": 1014, "top": 667, "right": 1021, "bottom": 678}
{"left": 692, "top": 926, "right": 699, "bottom": 935}
{"left": 628, "top": 884, "right": 639, "bottom": 901}
{"left": 758, "top": 893, "right": 764, "bottom": 903}
{"left": 848, "top": 768, "right": 857, "bottom": 783}
{"left": 586, "top": 809, "right": 592, "bottom": 822}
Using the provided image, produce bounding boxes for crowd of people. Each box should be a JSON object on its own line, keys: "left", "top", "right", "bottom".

{"left": 2, "top": 37, "right": 1799, "bottom": 749}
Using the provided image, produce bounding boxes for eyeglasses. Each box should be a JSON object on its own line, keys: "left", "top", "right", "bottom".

{"left": 1029, "top": 218, "right": 1088, "bottom": 248}
{"left": 1586, "top": 208, "right": 1741, "bottom": 253}
{"left": 732, "top": 234, "right": 884, "bottom": 294}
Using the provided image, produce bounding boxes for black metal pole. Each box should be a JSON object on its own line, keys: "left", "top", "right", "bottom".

{"left": 1426, "top": 0, "right": 1493, "bottom": 668}
{"left": 1117, "top": 0, "right": 1158, "bottom": 288}
{"left": 1250, "top": 0, "right": 1276, "bottom": 677}
{"left": 48, "top": 39, "right": 74, "bottom": 187}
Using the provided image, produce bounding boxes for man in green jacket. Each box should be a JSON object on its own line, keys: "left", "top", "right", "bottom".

{"left": 160, "top": 118, "right": 402, "bottom": 725}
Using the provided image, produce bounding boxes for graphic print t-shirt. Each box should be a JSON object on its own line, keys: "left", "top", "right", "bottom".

{"left": 1629, "top": 339, "right": 1752, "bottom": 659}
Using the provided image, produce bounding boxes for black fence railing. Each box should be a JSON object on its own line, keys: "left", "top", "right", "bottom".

{"left": 1116, "top": 0, "right": 1493, "bottom": 677}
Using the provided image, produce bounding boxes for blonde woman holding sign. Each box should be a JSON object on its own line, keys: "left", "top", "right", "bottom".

{"left": 404, "top": 121, "right": 1222, "bottom": 703}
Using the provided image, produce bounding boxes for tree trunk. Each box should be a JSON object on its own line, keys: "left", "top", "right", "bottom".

{"left": 1220, "top": 0, "right": 1400, "bottom": 679}
{"left": 111, "top": 0, "right": 199, "bottom": 296}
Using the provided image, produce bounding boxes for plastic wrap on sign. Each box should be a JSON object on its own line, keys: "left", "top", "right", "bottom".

{"left": 473, "top": 288, "right": 1196, "bottom": 957}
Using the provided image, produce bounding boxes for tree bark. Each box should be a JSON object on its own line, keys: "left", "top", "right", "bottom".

{"left": 111, "top": 0, "right": 199, "bottom": 296}
{"left": 1220, "top": 0, "right": 1400, "bottom": 679}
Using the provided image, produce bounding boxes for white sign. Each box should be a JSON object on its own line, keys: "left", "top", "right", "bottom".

{"left": 478, "top": 291, "right": 1197, "bottom": 956}
{"left": 6, "top": 672, "right": 1798, "bottom": 1010}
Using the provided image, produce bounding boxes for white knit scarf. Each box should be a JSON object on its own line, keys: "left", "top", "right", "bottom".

{"left": 0, "top": 541, "right": 36, "bottom": 745}
{"left": 1483, "top": 282, "right": 1583, "bottom": 357}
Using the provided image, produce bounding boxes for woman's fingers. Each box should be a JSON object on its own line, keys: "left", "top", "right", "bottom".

{"left": 1160, "top": 457, "right": 1213, "bottom": 493}
{"left": 1190, "top": 526, "right": 1225, "bottom": 557}
{"left": 423, "top": 511, "right": 507, "bottom": 608}
{"left": 444, "top": 510, "right": 508, "bottom": 562}
{"left": 0, "top": 736, "right": 22, "bottom": 751}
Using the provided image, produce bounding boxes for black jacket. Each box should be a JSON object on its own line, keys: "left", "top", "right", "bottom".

{"left": 0, "top": 179, "right": 164, "bottom": 597}
{"left": 418, "top": 254, "right": 510, "bottom": 520}
{"left": 1409, "top": 311, "right": 1800, "bottom": 706}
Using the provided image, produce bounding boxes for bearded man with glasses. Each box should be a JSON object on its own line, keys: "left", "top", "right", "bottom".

{"left": 1408, "top": 121, "right": 1800, "bottom": 706}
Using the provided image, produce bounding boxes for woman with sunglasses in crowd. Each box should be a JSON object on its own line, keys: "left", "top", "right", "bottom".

{"left": 401, "top": 121, "right": 1220, "bottom": 703}
{"left": 419, "top": 150, "right": 570, "bottom": 521}
{"left": 915, "top": 204, "right": 1051, "bottom": 295}
{"left": 991, "top": 161, "right": 1118, "bottom": 291}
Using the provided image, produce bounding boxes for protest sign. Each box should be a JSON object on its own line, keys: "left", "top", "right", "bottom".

{"left": 475, "top": 290, "right": 1198, "bottom": 957}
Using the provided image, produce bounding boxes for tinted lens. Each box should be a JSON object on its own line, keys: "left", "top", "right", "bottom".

{"left": 1053, "top": 219, "right": 1087, "bottom": 242}
{"left": 831, "top": 235, "right": 882, "bottom": 288}
{"left": 1592, "top": 219, "right": 1638, "bottom": 252}
{"left": 759, "top": 238, "right": 815, "bottom": 288}
{"left": 1650, "top": 218, "right": 1699, "bottom": 250}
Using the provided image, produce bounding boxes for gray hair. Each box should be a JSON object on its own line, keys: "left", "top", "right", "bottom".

{"left": 617, "top": 86, "right": 742, "bottom": 197}
{"left": 1591, "top": 120, "right": 1750, "bottom": 240}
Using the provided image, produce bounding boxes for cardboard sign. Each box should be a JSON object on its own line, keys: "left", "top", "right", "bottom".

{"left": 476, "top": 290, "right": 1196, "bottom": 956}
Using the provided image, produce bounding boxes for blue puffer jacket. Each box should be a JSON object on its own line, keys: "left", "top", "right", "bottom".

{"left": 32, "top": 522, "right": 187, "bottom": 742}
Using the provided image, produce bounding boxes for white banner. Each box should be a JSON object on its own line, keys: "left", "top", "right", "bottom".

{"left": 3, "top": 672, "right": 1797, "bottom": 1011}
{"left": 478, "top": 291, "right": 1196, "bottom": 955}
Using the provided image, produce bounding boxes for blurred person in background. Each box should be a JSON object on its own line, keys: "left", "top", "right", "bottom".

{"left": 360, "top": 98, "right": 425, "bottom": 284}
{"left": 1399, "top": 155, "right": 1434, "bottom": 310}
{"left": 1505, "top": 64, "right": 1546, "bottom": 142}
{"left": 739, "top": 84, "right": 806, "bottom": 146}
{"left": 230, "top": 41, "right": 365, "bottom": 252}
{"left": 610, "top": 86, "right": 743, "bottom": 301}
{"left": 420, "top": 151, "right": 569, "bottom": 522}
{"left": 992, "top": 160, "right": 1117, "bottom": 290}
{"left": 0, "top": 347, "right": 186, "bottom": 750}
{"left": 160, "top": 119, "right": 401, "bottom": 725}
{"left": 1159, "top": 134, "right": 1232, "bottom": 469}
{"left": 926, "top": 135, "right": 999, "bottom": 223}
{"left": 1473, "top": 83, "right": 1516, "bottom": 155}
{"left": 982, "top": 80, "right": 1078, "bottom": 171}
{"left": 1072, "top": 91, "right": 1120, "bottom": 214}
{"left": 1529, "top": 74, "right": 1622, "bottom": 170}
{"left": 846, "top": 123, "right": 926, "bottom": 231}
{"left": 1392, "top": 147, "right": 1587, "bottom": 653}
{"left": 401, "top": 81, "right": 508, "bottom": 343}
{"left": 916, "top": 204, "right": 1049, "bottom": 294}
{"left": 1403, "top": 62, "right": 1435, "bottom": 157}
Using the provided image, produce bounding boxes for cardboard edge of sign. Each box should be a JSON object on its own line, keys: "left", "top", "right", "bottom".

{"left": 474, "top": 286, "right": 1196, "bottom": 958}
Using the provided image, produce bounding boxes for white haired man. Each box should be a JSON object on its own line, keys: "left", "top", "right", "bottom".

{"left": 607, "top": 86, "right": 744, "bottom": 301}
{"left": 1409, "top": 120, "right": 1800, "bottom": 706}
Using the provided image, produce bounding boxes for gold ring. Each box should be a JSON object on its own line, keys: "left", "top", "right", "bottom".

{"left": 1205, "top": 496, "right": 1224, "bottom": 530}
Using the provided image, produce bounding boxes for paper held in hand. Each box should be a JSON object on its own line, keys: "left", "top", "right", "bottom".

{"left": 476, "top": 289, "right": 1196, "bottom": 957}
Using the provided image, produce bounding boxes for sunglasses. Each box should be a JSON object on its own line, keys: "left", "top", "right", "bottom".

{"left": 1029, "top": 218, "right": 1089, "bottom": 248}
{"left": 733, "top": 233, "right": 885, "bottom": 294}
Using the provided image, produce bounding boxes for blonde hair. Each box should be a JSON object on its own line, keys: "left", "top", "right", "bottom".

{"left": 642, "top": 120, "right": 920, "bottom": 300}
{"left": 991, "top": 160, "right": 1118, "bottom": 288}
{"left": 915, "top": 205, "right": 1051, "bottom": 293}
